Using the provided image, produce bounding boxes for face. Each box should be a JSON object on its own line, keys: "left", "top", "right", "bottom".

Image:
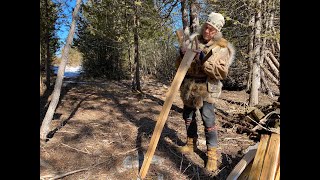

{"left": 202, "top": 23, "right": 218, "bottom": 41}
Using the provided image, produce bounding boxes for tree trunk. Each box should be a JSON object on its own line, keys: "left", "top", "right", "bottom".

{"left": 180, "top": 0, "right": 188, "bottom": 31}
{"left": 271, "top": 43, "right": 275, "bottom": 54}
{"left": 132, "top": 1, "right": 141, "bottom": 92}
{"left": 246, "top": 13, "right": 255, "bottom": 92}
{"left": 180, "top": 0, "right": 189, "bottom": 43}
{"left": 261, "top": 71, "right": 273, "bottom": 98}
{"left": 259, "top": 2, "right": 270, "bottom": 96}
{"left": 260, "top": 0, "right": 271, "bottom": 64}
{"left": 259, "top": 4, "right": 268, "bottom": 86}
{"left": 40, "top": 43, "right": 45, "bottom": 96}
{"left": 129, "top": 44, "right": 135, "bottom": 89}
{"left": 45, "top": 0, "right": 51, "bottom": 89}
{"left": 128, "top": 46, "right": 132, "bottom": 73}
{"left": 189, "top": 0, "right": 199, "bottom": 34}
{"left": 124, "top": 5, "right": 134, "bottom": 87}
{"left": 269, "top": 0, "right": 279, "bottom": 52}
{"left": 40, "top": 0, "right": 82, "bottom": 141}
{"left": 276, "top": 40, "right": 280, "bottom": 52}
{"left": 249, "top": 0, "right": 262, "bottom": 107}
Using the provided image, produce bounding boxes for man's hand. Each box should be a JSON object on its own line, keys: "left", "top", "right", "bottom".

{"left": 194, "top": 50, "right": 205, "bottom": 64}
{"left": 180, "top": 48, "right": 205, "bottom": 63}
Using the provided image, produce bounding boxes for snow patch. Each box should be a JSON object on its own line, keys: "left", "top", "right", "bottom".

{"left": 53, "top": 65, "right": 83, "bottom": 78}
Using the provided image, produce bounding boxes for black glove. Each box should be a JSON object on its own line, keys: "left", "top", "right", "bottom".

{"left": 199, "top": 51, "right": 205, "bottom": 61}
{"left": 194, "top": 51, "right": 205, "bottom": 64}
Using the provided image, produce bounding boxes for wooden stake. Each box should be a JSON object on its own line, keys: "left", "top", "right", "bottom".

{"left": 265, "top": 56, "right": 279, "bottom": 78}
{"left": 138, "top": 49, "right": 197, "bottom": 179}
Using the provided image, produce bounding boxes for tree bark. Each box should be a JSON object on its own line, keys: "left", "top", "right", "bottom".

{"left": 180, "top": 0, "right": 189, "bottom": 47}
{"left": 261, "top": 71, "right": 273, "bottom": 98}
{"left": 246, "top": 13, "right": 255, "bottom": 92}
{"left": 132, "top": 1, "right": 141, "bottom": 92}
{"left": 269, "top": 0, "right": 279, "bottom": 52}
{"left": 40, "top": 43, "right": 44, "bottom": 96}
{"left": 271, "top": 43, "right": 275, "bottom": 54}
{"left": 259, "top": 2, "right": 269, "bottom": 96}
{"left": 40, "top": 0, "right": 82, "bottom": 140}
{"left": 276, "top": 41, "right": 280, "bottom": 52}
{"left": 45, "top": 0, "right": 51, "bottom": 89}
{"left": 260, "top": 0, "right": 270, "bottom": 64}
{"left": 180, "top": 0, "right": 188, "bottom": 31}
{"left": 189, "top": 0, "right": 199, "bottom": 34}
{"left": 249, "top": 0, "right": 262, "bottom": 107}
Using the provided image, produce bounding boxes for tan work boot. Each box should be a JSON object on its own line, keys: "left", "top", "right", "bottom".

{"left": 206, "top": 147, "right": 218, "bottom": 172}
{"left": 177, "top": 137, "right": 197, "bottom": 154}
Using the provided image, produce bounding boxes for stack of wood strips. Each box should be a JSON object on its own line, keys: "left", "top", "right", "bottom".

{"left": 227, "top": 133, "right": 280, "bottom": 180}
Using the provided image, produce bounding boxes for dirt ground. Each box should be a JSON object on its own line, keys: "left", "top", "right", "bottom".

{"left": 40, "top": 76, "right": 278, "bottom": 180}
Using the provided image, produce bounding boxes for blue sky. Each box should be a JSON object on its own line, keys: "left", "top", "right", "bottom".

{"left": 55, "top": 0, "right": 76, "bottom": 57}
{"left": 56, "top": 0, "right": 76, "bottom": 41}
{"left": 55, "top": 0, "right": 183, "bottom": 56}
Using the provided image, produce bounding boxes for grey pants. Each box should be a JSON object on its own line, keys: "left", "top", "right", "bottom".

{"left": 182, "top": 101, "right": 218, "bottom": 148}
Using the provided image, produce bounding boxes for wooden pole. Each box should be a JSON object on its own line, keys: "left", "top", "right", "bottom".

{"left": 138, "top": 49, "right": 197, "bottom": 179}
{"left": 260, "top": 64, "right": 279, "bottom": 85}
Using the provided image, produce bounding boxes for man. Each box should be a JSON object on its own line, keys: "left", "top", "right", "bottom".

{"left": 176, "top": 12, "right": 235, "bottom": 172}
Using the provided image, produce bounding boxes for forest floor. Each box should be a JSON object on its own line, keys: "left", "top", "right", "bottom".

{"left": 40, "top": 75, "right": 278, "bottom": 180}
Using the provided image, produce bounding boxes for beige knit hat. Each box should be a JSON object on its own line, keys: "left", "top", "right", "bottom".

{"left": 205, "top": 12, "right": 225, "bottom": 32}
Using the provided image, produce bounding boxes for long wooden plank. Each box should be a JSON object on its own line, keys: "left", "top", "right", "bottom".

{"left": 238, "top": 160, "right": 253, "bottom": 180}
{"left": 260, "top": 133, "right": 280, "bottom": 180}
{"left": 226, "top": 148, "right": 257, "bottom": 180}
{"left": 176, "top": 29, "right": 184, "bottom": 47}
{"left": 274, "top": 154, "right": 280, "bottom": 180}
{"left": 274, "top": 166, "right": 280, "bottom": 180}
{"left": 248, "top": 134, "right": 270, "bottom": 180}
{"left": 138, "top": 49, "right": 197, "bottom": 179}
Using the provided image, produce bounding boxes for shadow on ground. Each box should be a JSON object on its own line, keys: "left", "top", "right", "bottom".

{"left": 41, "top": 80, "right": 244, "bottom": 179}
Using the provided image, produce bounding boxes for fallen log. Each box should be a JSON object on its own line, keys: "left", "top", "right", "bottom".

{"left": 266, "top": 50, "right": 279, "bottom": 69}
{"left": 265, "top": 56, "right": 279, "bottom": 78}
{"left": 260, "top": 64, "right": 279, "bottom": 85}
